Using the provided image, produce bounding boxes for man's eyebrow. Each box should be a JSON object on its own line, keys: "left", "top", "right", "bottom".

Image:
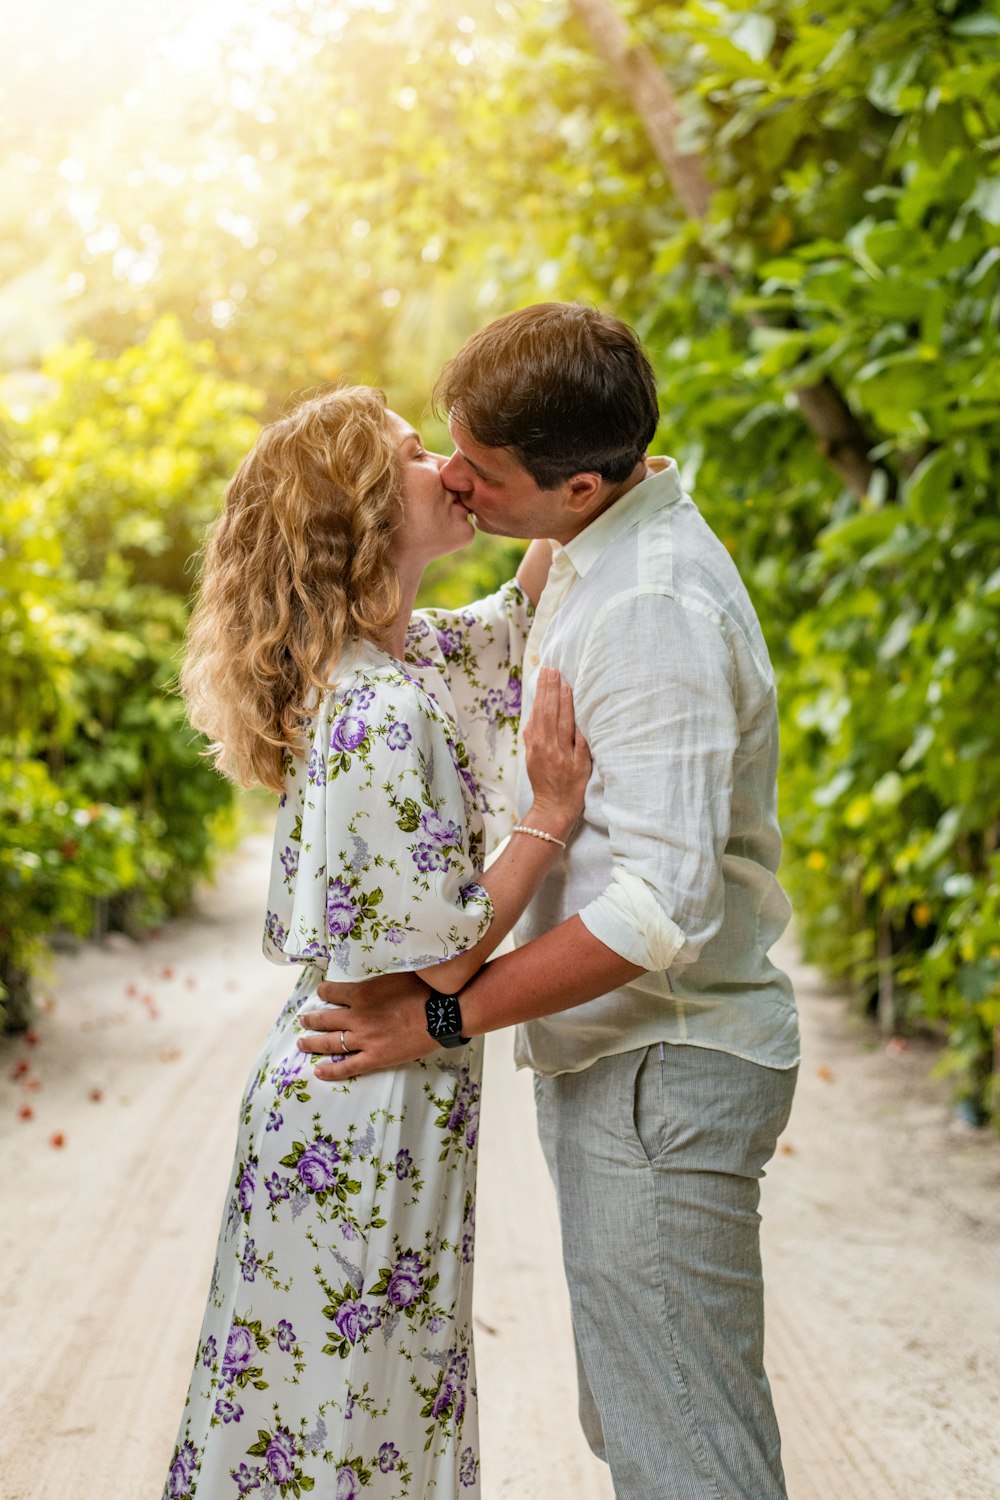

{"left": 455, "top": 446, "right": 498, "bottom": 482}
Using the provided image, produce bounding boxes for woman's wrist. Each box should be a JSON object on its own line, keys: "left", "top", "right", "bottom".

{"left": 521, "top": 801, "right": 577, "bottom": 844}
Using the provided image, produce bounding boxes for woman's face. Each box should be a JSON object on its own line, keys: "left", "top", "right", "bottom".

{"left": 387, "top": 409, "right": 475, "bottom": 571}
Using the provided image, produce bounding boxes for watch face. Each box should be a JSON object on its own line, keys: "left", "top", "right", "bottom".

{"left": 426, "top": 992, "right": 462, "bottom": 1039}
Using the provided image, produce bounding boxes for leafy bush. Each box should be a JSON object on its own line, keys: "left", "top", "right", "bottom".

{"left": 406, "top": 0, "right": 1000, "bottom": 1118}
{"left": 0, "top": 318, "right": 263, "bottom": 1028}
{"left": 600, "top": 0, "right": 1000, "bottom": 1118}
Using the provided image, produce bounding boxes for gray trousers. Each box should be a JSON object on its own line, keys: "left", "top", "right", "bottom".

{"left": 534, "top": 1043, "right": 797, "bottom": 1500}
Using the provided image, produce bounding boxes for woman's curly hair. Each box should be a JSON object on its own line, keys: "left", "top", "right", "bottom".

{"left": 181, "top": 386, "right": 402, "bottom": 792}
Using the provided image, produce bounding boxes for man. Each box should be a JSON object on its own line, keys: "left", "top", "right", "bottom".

{"left": 300, "top": 303, "right": 799, "bottom": 1499}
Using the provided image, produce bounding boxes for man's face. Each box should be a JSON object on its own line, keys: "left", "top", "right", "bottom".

{"left": 439, "top": 417, "right": 571, "bottom": 540}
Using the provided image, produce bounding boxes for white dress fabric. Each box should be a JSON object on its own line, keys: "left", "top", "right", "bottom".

{"left": 163, "top": 583, "right": 531, "bottom": 1500}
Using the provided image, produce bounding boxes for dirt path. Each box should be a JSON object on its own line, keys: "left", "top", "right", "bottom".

{"left": 1, "top": 836, "right": 998, "bottom": 1499}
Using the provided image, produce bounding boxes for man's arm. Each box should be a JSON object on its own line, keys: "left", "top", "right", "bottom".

{"left": 301, "top": 589, "right": 740, "bottom": 1078}
{"left": 299, "top": 916, "right": 642, "bottom": 1081}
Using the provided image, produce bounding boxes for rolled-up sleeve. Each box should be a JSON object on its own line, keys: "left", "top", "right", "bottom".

{"left": 574, "top": 591, "right": 740, "bottom": 974}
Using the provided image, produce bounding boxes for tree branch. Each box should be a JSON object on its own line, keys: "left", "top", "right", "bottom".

{"left": 570, "top": 0, "right": 879, "bottom": 498}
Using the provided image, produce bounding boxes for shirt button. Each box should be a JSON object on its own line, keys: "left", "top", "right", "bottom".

{"left": 527, "top": 651, "right": 539, "bottom": 667}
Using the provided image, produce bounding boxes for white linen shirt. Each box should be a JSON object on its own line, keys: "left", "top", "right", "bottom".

{"left": 512, "top": 459, "right": 800, "bottom": 1076}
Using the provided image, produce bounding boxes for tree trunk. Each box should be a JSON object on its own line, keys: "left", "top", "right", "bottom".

{"left": 569, "top": 0, "right": 879, "bottom": 499}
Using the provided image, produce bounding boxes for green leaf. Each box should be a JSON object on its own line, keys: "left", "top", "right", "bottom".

{"left": 905, "top": 448, "right": 955, "bottom": 526}
{"left": 396, "top": 798, "right": 422, "bottom": 833}
{"left": 951, "top": 13, "right": 1000, "bottom": 37}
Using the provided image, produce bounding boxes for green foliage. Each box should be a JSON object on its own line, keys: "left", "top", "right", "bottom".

{"left": 601, "top": 0, "right": 1000, "bottom": 1118}
{"left": 0, "top": 319, "right": 263, "bottom": 1026}
{"left": 1, "top": 0, "right": 998, "bottom": 1116}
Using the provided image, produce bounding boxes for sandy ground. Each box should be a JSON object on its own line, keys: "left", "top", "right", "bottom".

{"left": 1, "top": 835, "right": 999, "bottom": 1500}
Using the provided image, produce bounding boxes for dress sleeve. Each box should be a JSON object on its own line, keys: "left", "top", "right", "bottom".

{"left": 407, "top": 579, "right": 533, "bottom": 834}
{"left": 263, "top": 669, "right": 493, "bottom": 981}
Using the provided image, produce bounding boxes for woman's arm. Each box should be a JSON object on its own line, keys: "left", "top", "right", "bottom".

{"left": 515, "top": 539, "right": 553, "bottom": 607}
{"left": 413, "top": 666, "right": 588, "bottom": 993}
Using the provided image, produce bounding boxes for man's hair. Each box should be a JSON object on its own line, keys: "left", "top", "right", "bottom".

{"left": 434, "top": 302, "right": 660, "bottom": 489}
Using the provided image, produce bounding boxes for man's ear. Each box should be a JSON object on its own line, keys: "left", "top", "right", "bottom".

{"left": 564, "top": 471, "right": 604, "bottom": 519}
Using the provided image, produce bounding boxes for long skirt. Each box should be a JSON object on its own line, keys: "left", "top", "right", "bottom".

{"left": 162, "top": 968, "right": 483, "bottom": 1499}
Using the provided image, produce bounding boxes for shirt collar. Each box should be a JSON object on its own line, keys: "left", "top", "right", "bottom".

{"left": 559, "top": 457, "right": 683, "bottom": 578}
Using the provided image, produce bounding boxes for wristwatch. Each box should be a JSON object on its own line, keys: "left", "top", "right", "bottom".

{"left": 425, "top": 990, "right": 470, "bottom": 1049}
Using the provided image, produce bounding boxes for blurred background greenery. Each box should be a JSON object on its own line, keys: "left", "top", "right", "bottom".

{"left": 2, "top": 0, "right": 999, "bottom": 1122}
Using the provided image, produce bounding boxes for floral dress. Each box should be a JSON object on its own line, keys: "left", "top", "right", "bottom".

{"left": 164, "top": 583, "right": 531, "bottom": 1500}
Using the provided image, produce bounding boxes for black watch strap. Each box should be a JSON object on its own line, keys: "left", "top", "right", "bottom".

{"left": 425, "top": 990, "right": 470, "bottom": 1049}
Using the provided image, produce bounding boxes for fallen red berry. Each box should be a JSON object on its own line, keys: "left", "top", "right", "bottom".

{"left": 18, "top": 1105, "right": 33, "bottom": 1121}
{"left": 50, "top": 1132, "right": 66, "bottom": 1148}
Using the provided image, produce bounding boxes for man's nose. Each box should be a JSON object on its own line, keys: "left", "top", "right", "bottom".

{"left": 439, "top": 450, "right": 472, "bottom": 491}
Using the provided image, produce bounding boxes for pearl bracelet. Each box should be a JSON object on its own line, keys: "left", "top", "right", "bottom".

{"left": 511, "top": 824, "right": 567, "bottom": 849}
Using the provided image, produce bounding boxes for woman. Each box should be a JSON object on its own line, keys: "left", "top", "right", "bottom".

{"left": 164, "top": 387, "right": 588, "bottom": 1499}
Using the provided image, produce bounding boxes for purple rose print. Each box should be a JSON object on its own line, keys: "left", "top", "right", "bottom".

{"left": 334, "top": 1302, "right": 361, "bottom": 1350}
{"left": 420, "top": 809, "right": 460, "bottom": 847}
{"left": 276, "top": 1319, "right": 295, "bottom": 1353}
{"left": 428, "top": 1313, "right": 446, "bottom": 1333}
{"left": 341, "top": 1221, "right": 358, "bottom": 1241}
{"left": 336, "top": 1466, "right": 360, "bottom": 1500}
{"left": 394, "top": 1148, "right": 413, "bottom": 1179}
{"left": 431, "top": 1345, "right": 471, "bottom": 1420}
{"left": 168, "top": 1442, "right": 197, "bottom": 1496}
{"left": 462, "top": 1231, "right": 474, "bottom": 1263}
{"left": 326, "top": 877, "right": 360, "bottom": 937}
{"left": 201, "top": 1335, "right": 217, "bottom": 1368}
{"left": 387, "top": 1252, "right": 424, "bottom": 1309}
{"left": 435, "top": 626, "right": 462, "bottom": 658}
{"left": 386, "top": 925, "right": 405, "bottom": 944}
{"left": 334, "top": 1299, "right": 381, "bottom": 1344}
{"left": 460, "top": 1448, "right": 480, "bottom": 1488}
{"left": 306, "top": 745, "right": 327, "bottom": 786}
{"left": 220, "top": 1323, "right": 254, "bottom": 1382}
{"left": 378, "top": 1441, "right": 400, "bottom": 1473}
{"left": 386, "top": 721, "right": 412, "bottom": 750}
{"left": 297, "top": 1136, "right": 341, "bottom": 1192}
{"left": 265, "top": 1427, "right": 297, "bottom": 1484}
{"left": 214, "top": 1397, "right": 244, "bottom": 1424}
{"left": 237, "top": 1161, "right": 255, "bottom": 1214}
{"left": 279, "top": 845, "right": 299, "bottom": 880}
{"left": 330, "top": 710, "right": 367, "bottom": 754}
{"left": 503, "top": 674, "right": 522, "bottom": 715}
{"left": 231, "top": 1463, "right": 260, "bottom": 1496}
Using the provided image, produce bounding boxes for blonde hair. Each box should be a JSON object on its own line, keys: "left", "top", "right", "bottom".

{"left": 182, "top": 386, "right": 402, "bottom": 792}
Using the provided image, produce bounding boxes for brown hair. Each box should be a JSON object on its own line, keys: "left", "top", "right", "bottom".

{"left": 181, "top": 387, "right": 401, "bottom": 792}
{"left": 434, "top": 302, "right": 659, "bottom": 488}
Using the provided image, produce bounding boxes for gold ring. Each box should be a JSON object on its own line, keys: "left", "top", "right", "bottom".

{"left": 339, "top": 1029, "right": 348, "bottom": 1056}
